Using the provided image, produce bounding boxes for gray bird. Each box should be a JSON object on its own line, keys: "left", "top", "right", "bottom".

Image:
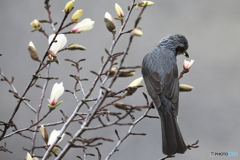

{"left": 141, "top": 34, "right": 189, "bottom": 156}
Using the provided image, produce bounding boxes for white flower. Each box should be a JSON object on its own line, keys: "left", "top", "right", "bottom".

{"left": 128, "top": 77, "right": 143, "bottom": 87}
{"left": 48, "top": 129, "right": 65, "bottom": 146}
{"left": 26, "top": 153, "right": 33, "bottom": 160}
{"left": 48, "top": 82, "right": 64, "bottom": 106}
{"left": 48, "top": 34, "right": 67, "bottom": 54}
{"left": 115, "top": 3, "right": 124, "bottom": 18}
{"left": 105, "top": 12, "right": 114, "bottom": 22}
{"left": 72, "top": 18, "right": 95, "bottom": 33}
{"left": 183, "top": 59, "right": 194, "bottom": 70}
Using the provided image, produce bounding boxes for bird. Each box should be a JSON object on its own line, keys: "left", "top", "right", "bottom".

{"left": 141, "top": 34, "right": 189, "bottom": 156}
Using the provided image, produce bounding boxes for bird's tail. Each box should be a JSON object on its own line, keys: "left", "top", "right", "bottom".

{"left": 158, "top": 110, "right": 187, "bottom": 156}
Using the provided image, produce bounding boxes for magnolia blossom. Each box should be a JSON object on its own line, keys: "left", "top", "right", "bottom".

{"left": 128, "top": 77, "right": 143, "bottom": 87}
{"left": 40, "top": 125, "right": 49, "bottom": 144}
{"left": 105, "top": 12, "right": 114, "bottom": 23}
{"left": 64, "top": 0, "right": 75, "bottom": 13}
{"left": 26, "top": 153, "right": 33, "bottom": 160}
{"left": 139, "top": 1, "right": 154, "bottom": 7}
{"left": 30, "top": 19, "right": 40, "bottom": 28}
{"left": 26, "top": 153, "right": 38, "bottom": 160}
{"left": 126, "top": 77, "right": 143, "bottom": 96}
{"left": 104, "top": 12, "right": 116, "bottom": 32}
{"left": 183, "top": 59, "right": 194, "bottom": 72}
{"left": 72, "top": 18, "right": 95, "bottom": 33}
{"left": 28, "top": 41, "right": 39, "bottom": 61}
{"left": 48, "top": 34, "right": 67, "bottom": 55}
{"left": 71, "top": 9, "right": 83, "bottom": 22}
{"left": 136, "top": 1, "right": 154, "bottom": 9}
{"left": 115, "top": 3, "right": 124, "bottom": 18}
{"left": 48, "top": 129, "right": 65, "bottom": 146}
{"left": 132, "top": 28, "right": 143, "bottom": 36}
{"left": 179, "top": 84, "right": 194, "bottom": 92}
{"left": 48, "top": 82, "right": 64, "bottom": 106}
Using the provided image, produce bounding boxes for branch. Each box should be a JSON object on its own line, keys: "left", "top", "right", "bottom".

{"left": 0, "top": 70, "right": 36, "bottom": 113}
{"left": 30, "top": 64, "right": 51, "bottom": 154}
{"left": 105, "top": 108, "right": 151, "bottom": 159}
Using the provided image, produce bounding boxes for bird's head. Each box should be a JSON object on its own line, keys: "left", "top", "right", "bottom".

{"left": 160, "top": 34, "right": 189, "bottom": 58}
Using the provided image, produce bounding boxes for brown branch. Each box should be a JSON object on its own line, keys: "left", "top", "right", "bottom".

{"left": 39, "top": 28, "right": 49, "bottom": 38}
{"left": 44, "top": 1, "right": 55, "bottom": 32}
{"left": 30, "top": 64, "right": 51, "bottom": 154}
{"left": 105, "top": 108, "right": 151, "bottom": 159}
{"left": 43, "top": 1, "right": 148, "bottom": 159}
{"left": 95, "top": 147, "right": 102, "bottom": 160}
{"left": 0, "top": 70, "right": 37, "bottom": 113}
{"left": 0, "top": 11, "right": 69, "bottom": 141}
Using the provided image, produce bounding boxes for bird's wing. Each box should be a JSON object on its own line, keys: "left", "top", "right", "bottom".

{"left": 142, "top": 53, "right": 162, "bottom": 108}
{"left": 163, "top": 65, "right": 179, "bottom": 116}
{"left": 142, "top": 49, "right": 179, "bottom": 116}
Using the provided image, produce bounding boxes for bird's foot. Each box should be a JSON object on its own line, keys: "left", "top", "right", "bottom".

{"left": 187, "top": 140, "right": 199, "bottom": 150}
{"left": 150, "top": 101, "right": 154, "bottom": 108}
{"left": 160, "top": 155, "right": 175, "bottom": 160}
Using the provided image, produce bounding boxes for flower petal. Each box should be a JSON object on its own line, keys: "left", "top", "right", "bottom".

{"left": 50, "top": 82, "right": 64, "bottom": 105}
{"left": 48, "top": 34, "right": 67, "bottom": 54}
{"left": 48, "top": 129, "right": 65, "bottom": 145}
{"left": 72, "top": 18, "right": 95, "bottom": 33}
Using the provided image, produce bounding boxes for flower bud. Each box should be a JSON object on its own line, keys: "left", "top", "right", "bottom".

{"left": 30, "top": 19, "right": 41, "bottom": 28}
{"left": 28, "top": 41, "right": 39, "bottom": 61}
{"left": 115, "top": 3, "right": 124, "bottom": 19}
{"left": 48, "top": 82, "right": 64, "bottom": 108}
{"left": 64, "top": 0, "right": 75, "bottom": 13}
{"left": 72, "top": 18, "right": 95, "bottom": 33}
{"left": 132, "top": 28, "right": 143, "bottom": 36}
{"left": 139, "top": 1, "right": 154, "bottom": 7}
{"left": 126, "top": 77, "right": 143, "bottom": 96}
{"left": 104, "top": 12, "right": 116, "bottom": 33}
{"left": 114, "top": 102, "right": 130, "bottom": 111}
{"left": 66, "top": 43, "right": 86, "bottom": 50}
{"left": 26, "top": 153, "right": 33, "bottom": 160}
{"left": 40, "top": 125, "right": 49, "bottom": 144}
{"left": 71, "top": 9, "right": 83, "bottom": 22}
{"left": 182, "top": 59, "right": 194, "bottom": 73}
{"left": 128, "top": 77, "right": 143, "bottom": 87}
{"left": 106, "top": 68, "right": 118, "bottom": 77}
{"left": 119, "top": 70, "right": 135, "bottom": 77}
{"left": 179, "top": 84, "right": 194, "bottom": 92}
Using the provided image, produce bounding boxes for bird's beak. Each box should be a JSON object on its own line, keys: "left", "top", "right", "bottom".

{"left": 183, "top": 50, "right": 189, "bottom": 58}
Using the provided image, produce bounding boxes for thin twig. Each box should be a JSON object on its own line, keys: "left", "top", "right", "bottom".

{"left": 105, "top": 108, "right": 151, "bottom": 160}
{"left": 0, "top": 70, "right": 37, "bottom": 113}
{"left": 30, "top": 64, "right": 51, "bottom": 155}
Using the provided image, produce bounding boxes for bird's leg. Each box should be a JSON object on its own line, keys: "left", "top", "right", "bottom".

{"left": 187, "top": 140, "right": 199, "bottom": 150}
{"left": 160, "top": 154, "right": 175, "bottom": 160}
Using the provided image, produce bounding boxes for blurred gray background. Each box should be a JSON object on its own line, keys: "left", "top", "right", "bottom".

{"left": 0, "top": 0, "right": 240, "bottom": 159}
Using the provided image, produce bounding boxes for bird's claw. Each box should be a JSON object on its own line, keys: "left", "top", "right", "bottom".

{"left": 187, "top": 140, "right": 199, "bottom": 150}
{"left": 160, "top": 155, "right": 175, "bottom": 160}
